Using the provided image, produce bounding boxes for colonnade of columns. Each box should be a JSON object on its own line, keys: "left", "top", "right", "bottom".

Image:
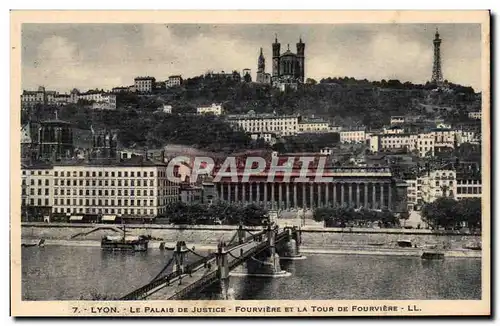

{"left": 217, "top": 181, "right": 393, "bottom": 210}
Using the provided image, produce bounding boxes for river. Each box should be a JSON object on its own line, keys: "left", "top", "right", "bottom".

{"left": 21, "top": 246, "right": 481, "bottom": 301}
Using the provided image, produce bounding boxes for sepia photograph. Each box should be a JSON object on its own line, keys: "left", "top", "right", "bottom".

{"left": 10, "top": 10, "right": 490, "bottom": 317}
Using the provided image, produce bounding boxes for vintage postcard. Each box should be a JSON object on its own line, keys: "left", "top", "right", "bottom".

{"left": 10, "top": 10, "right": 490, "bottom": 317}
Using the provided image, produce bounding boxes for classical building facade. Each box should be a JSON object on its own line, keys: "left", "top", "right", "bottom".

{"left": 213, "top": 166, "right": 407, "bottom": 212}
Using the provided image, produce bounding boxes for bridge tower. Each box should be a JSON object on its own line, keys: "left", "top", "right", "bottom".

{"left": 215, "top": 240, "right": 231, "bottom": 299}
{"left": 172, "top": 241, "right": 190, "bottom": 284}
{"left": 237, "top": 224, "right": 246, "bottom": 245}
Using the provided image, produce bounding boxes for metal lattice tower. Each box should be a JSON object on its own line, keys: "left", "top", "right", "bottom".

{"left": 431, "top": 28, "right": 444, "bottom": 85}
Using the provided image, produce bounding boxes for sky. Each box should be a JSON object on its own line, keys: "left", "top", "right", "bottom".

{"left": 21, "top": 23, "right": 482, "bottom": 93}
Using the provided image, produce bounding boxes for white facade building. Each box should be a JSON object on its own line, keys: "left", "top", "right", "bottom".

{"left": 21, "top": 160, "right": 179, "bottom": 220}
{"left": 197, "top": 103, "right": 223, "bottom": 116}
{"left": 339, "top": 129, "right": 366, "bottom": 144}
{"left": 468, "top": 111, "right": 482, "bottom": 120}
{"left": 226, "top": 112, "right": 299, "bottom": 137}
{"left": 166, "top": 75, "right": 182, "bottom": 88}
{"left": 298, "top": 119, "right": 331, "bottom": 133}
{"left": 134, "top": 76, "right": 156, "bottom": 93}
{"left": 250, "top": 132, "right": 276, "bottom": 145}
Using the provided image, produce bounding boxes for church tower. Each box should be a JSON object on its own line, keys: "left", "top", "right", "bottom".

{"left": 296, "top": 37, "right": 305, "bottom": 83}
{"left": 272, "top": 35, "right": 281, "bottom": 78}
{"left": 258, "top": 47, "right": 265, "bottom": 73}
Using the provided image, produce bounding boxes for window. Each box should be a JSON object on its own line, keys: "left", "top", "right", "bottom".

{"left": 98, "top": 190, "right": 102, "bottom": 196}
{"left": 45, "top": 188, "right": 49, "bottom": 195}
{"left": 98, "top": 172, "right": 102, "bottom": 177}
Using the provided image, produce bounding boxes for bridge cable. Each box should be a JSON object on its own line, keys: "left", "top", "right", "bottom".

{"left": 186, "top": 247, "right": 210, "bottom": 259}
{"left": 150, "top": 256, "right": 174, "bottom": 282}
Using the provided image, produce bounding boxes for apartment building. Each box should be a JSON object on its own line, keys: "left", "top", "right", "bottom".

{"left": 167, "top": 75, "right": 183, "bottom": 88}
{"left": 134, "top": 76, "right": 156, "bottom": 93}
{"left": 21, "top": 158, "right": 179, "bottom": 222}
{"left": 197, "top": 103, "right": 223, "bottom": 115}
{"left": 297, "top": 118, "right": 331, "bottom": 133}
{"left": 226, "top": 111, "right": 300, "bottom": 137}
{"left": 339, "top": 129, "right": 366, "bottom": 144}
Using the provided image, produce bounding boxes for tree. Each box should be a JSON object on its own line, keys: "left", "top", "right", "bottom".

{"left": 456, "top": 198, "right": 481, "bottom": 231}
{"left": 306, "top": 78, "right": 317, "bottom": 85}
{"left": 421, "top": 197, "right": 459, "bottom": 229}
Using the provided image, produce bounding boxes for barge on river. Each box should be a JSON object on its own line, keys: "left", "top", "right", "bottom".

{"left": 101, "top": 225, "right": 149, "bottom": 251}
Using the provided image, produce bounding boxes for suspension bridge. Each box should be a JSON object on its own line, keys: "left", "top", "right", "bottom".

{"left": 120, "top": 222, "right": 303, "bottom": 300}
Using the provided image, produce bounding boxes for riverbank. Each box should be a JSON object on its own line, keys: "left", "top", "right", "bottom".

{"left": 21, "top": 237, "right": 482, "bottom": 259}
{"left": 21, "top": 222, "right": 482, "bottom": 258}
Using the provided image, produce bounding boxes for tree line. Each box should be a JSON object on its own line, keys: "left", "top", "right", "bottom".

{"left": 312, "top": 206, "right": 400, "bottom": 228}
{"left": 421, "top": 197, "right": 481, "bottom": 232}
{"left": 161, "top": 202, "right": 268, "bottom": 226}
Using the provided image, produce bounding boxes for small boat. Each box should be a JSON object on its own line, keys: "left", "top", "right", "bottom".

{"left": 101, "top": 225, "right": 149, "bottom": 252}
{"left": 463, "top": 241, "right": 482, "bottom": 251}
{"left": 22, "top": 239, "right": 45, "bottom": 248}
{"left": 421, "top": 251, "right": 445, "bottom": 260}
{"left": 368, "top": 242, "right": 385, "bottom": 247}
{"left": 397, "top": 239, "right": 412, "bottom": 248}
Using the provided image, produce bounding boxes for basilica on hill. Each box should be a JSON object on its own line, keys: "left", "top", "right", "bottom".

{"left": 256, "top": 35, "right": 305, "bottom": 90}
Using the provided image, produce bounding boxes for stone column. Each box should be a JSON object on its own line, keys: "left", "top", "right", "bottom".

{"left": 309, "top": 183, "right": 314, "bottom": 209}
{"left": 263, "top": 182, "right": 268, "bottom": 208}
{"left": 380, "top": 183, "right": 385, "bottom": 209}
{"left": 256, "top": 182, "right": 260, "bottom": 205}
{"left": 286, "top": 184, "right": 291, "bottom": 209}
{"left": 235, "top": 184, "right": 239, "bottom": 204}
{"left": 271, "top": 183, "right": 275, "bottom": 210}
{"left": 341, "top": 183, "right": 345, "bottom": 206}
{"left": 356, "top": 183, "right": 361, "bottom": 208}
{"left": 220, "top": 183, "right": 224, "bottom": 201}
{"left": 333, "top": 183, "right": 337, "bottom": 206}
{"left": 302, "top": 183, "right": 306, "bottom": 208}
{"left": 242, "top": 183, "right": 246, "bottom": 205}
{"left": 227, "top": 183, "right": 231, "bottom": 202}
{"left": 364, "top": 183, "right": 368, "bottom": 208}
{"left": 372, "top": 183, "right": 376, "bottom": 209}
{"left": 317, "top": 183, "right": 322, "bottom": 208}
{"left": 278, "top": 183, "right": 283, "bottom": 210}
{"left": 348, "top": 183, "right": 352, "bottom": 207}
{"left": 325, "top": 183, "right": 330, "bottom": 207}
{"left": 293, "top": 183, "right": 298, "bottom": 209}
{"left": 388, "top": 183, "right": 392, "bottom": 211}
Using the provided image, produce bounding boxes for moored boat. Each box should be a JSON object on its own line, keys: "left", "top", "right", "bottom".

{"left": 421, "top": 251, "right": 445, "bottom": 260}
{"left": 101, "top": 225, "right": 149, "bottom": 252}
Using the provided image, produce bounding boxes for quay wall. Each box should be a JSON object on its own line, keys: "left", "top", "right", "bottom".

{"left": 21, "top": 223, "right": 481, "bottom": 250}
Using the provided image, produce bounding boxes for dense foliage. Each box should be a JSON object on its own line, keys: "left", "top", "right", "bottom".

{"left": 21, "top": 75, "right": 480, "bottom": 152}
{"left": 313, "top": 206, "right": 399, "bottom": 228}
{"left": 162, "top": 202, "right": 268, "bottom": 226}
{"left": 421, "top": 197, "right": 481, "bottom": 231}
